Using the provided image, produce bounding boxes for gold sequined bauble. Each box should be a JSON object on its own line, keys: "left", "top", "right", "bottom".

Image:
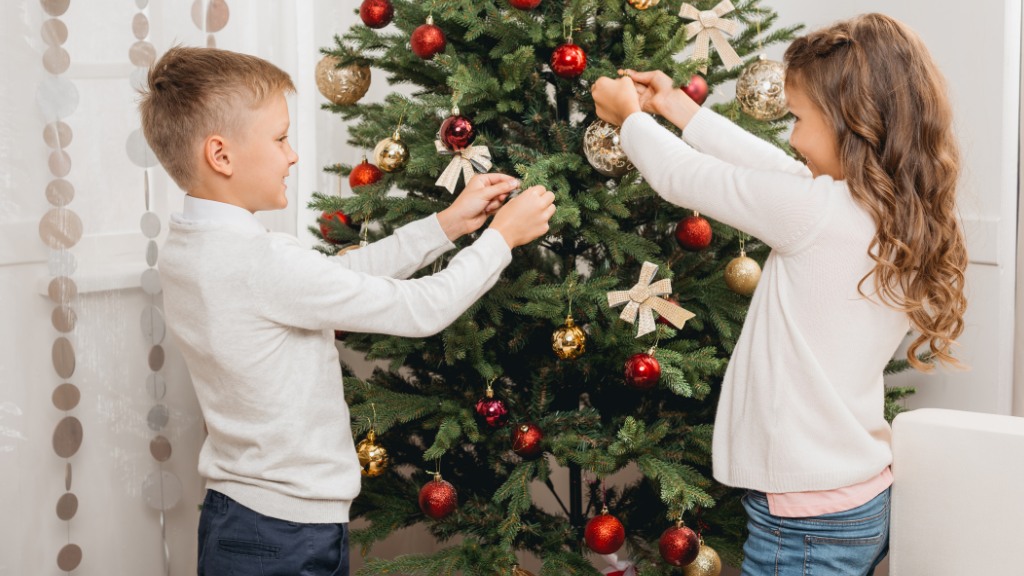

{"left": 315, "top": 55, "right": 371, "bottom": 106}
{"left": 735, "top": 55, "right": 787, "bottom": 121}
{"left": 683, "top": 543, "right": 723, "bottom": 576}
{"left": 552, "top": 315, "right": 586, "bottom": 360}
{"left": 510, "top": 565, "right": 536, "bottom": 576}
{"left": 724, "top": 251, "right": 761, "bottom": 296}
{"left": 356, "top": 429, "right": 389, "bottom": 477}
{"left": 373, "top": 132, "right": 409, "bottom": 172}
{"left": 582, "top": 120, "right": 634, "bottom": 178}
{"left": 627, "top": 0, "right": 659, "bottom": 9}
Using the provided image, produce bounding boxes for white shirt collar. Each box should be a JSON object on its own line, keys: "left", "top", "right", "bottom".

{"left": 181, "top": 195, "right": 267, "bottom": 234}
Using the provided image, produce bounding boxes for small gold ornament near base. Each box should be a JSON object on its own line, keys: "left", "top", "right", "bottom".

{"left": 315, "top": 55, "right": 371, "bottom": 106}
{"left": 373, "top": 131, "right": 409, "bottom": 172}
{"left": 552, "top": 314, "right": 586, "bottom": 360}
{"left": 356, "top": 429, "right": 389, "bottom": 477}
{"left": 683, "top": 542, "right": 723, "bottom": 576}
{"left": 724, "top": 250, "right": 761, "bottom": 296}
{"left": 583, "top": 120, "right": 634, "bottom": 178}
{"left": 735, "top": 54, "right": 787, "bottom": 121}
{"left": 627, "top": 0, "right": 659, "bottom": 8}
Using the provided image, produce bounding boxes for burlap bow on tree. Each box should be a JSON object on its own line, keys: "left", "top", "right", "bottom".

{"left": 679, "top": 0, "right": 743, "bottom": 73}
{"left": 607, "top": 262, "right": 695, "bottom": 337}
{"left": 435, "top": 141, "right": 493, "bottom": 193}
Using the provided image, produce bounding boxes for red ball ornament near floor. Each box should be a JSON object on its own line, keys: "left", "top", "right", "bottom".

{"left": 550, "top": 43, "right": 586, "bottom": 78}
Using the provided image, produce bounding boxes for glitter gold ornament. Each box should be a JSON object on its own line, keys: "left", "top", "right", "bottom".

{"left": 683, "top": 541, "right": 723, "bottom": 576}
{"left": 356, "top": 429, "right": 389, "bottom": 477}
{"left": 627, "top": 0, "right": 659, "bottom": 9}
{"left": 583, "top": 120, "right": 634, "bottom": 178}
{"left": 373, "top": 131, "right": 409, "bottom": 172}
{"left": 735, "top": 55, "right": 787, "bottom": 121}
{"left": 552, "top": 314, "right": 586, "bottom": 360}
{"left": 315, "top": 55, "right": 371, "bottom": 106}
{"left": 724, "top": 250, "right": 761, "bottom": 296}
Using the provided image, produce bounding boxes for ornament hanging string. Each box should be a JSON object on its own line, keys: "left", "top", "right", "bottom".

{"left": 678, "top": 1, "right": 743, "bottom": 72}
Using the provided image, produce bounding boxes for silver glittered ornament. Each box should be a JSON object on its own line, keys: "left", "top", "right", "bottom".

{"left": 583, "top": 120, "right": 634, "bottom": 178}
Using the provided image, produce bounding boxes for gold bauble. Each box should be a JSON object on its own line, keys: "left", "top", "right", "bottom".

{"left": 582, "top": 120, "right": 634, "bottom": 178}
{"left": 510, "top": 565, "right": 535, "bottom": 576}
{"left": 724, "top": 251, "right": 761, "bottom": 296}
{"left": 356, "top": 429, "right": 389, "bottom": 477}
{"left": 735, "top": 55, "right": 787, "bottom": 121}
{"left": 682, "top": 543, "right": 723, "bottom": 576}
{"left": 626, "top": 0, "right": 660, "bottom": 9}
{"left": 552, "top": 314, "right": 586, "bottom": 360}
{"left": 373, "top": 132, "right": 409, "bottom": 173}
{"left": 315, "top": 55, "right": 371, "bottom": 106}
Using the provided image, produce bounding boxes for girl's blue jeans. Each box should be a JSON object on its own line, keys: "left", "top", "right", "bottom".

{"left": 740, "top": 487, "right": 891, "bottom": 576}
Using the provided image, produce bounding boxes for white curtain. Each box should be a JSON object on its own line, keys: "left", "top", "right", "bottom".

{"left": 0, "top": 1, "right": 362, "bottom": 573}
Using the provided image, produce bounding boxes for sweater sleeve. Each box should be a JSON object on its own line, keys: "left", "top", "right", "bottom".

{"left": 620, "top": 111, "right": 838, "bottom": 252}
{"left": 250, "top": 228, "right": 513, "bottom": 337}
{"left": 682, "top": 108, "right": 810, "bottom": 177}
{"left": 330, "top": 214, "right": 454, "bottom": 279}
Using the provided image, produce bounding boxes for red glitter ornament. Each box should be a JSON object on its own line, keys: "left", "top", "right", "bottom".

{"left": 657, "top": 296, "right": 679, "bottom": 325}
{"left": 659, "top": 522, "right": 700, "bottom": 567}
{"left": 674, "top": 212, "right": 712, "bottom": 251}
{"left": 439, "top": 113, "right": 476, "bottom": 151}
{"left": 319, "top": 210, "right": 352, "bottom": 243}
{"left": 624, "top": 352, "right": 661, "bottom": 389}
{"left": 348, "top": 158, "right": 383, "bottom": 189}
{"left": 418, "top": 474, "right": 458, "bottom": 520}
{"left": 359, "top": 0, "right": 394, "bottom": 29}
{"left": 411, "top": 16, "right": 446, "bottom": 59}
{"left": 509, "top": 0, "right": 542, "bottom": 9}
{"left": 511, "top": 422, "right": 544, "bottom": 459}
{"left": 681, "top": 74, "right": 709, "bottom": 106}
{"left": 475, "top": 386, "right": 509, "bottom": 428}
{"left": 550, "top": 42, "right": 587, "bottom": 78}
{"left": 584, "top": 509, "right": 626, "bottom": 554}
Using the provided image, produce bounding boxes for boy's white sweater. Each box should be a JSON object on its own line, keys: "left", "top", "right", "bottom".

{"left": 620, "top": 110, "right": 910, "bottom": 492}
{"left": 160, "top": 198, "right": 511, "bottom": 523}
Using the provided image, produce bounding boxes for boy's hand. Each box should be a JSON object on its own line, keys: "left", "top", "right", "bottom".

{"left": 488, "top": 185, "right": 556, "bottom": 249}
{"left": 437, "top": 173, "right": 520, "bottom": 241}
{"left": 591, "top": 76, "right": 641, "bottom": 126}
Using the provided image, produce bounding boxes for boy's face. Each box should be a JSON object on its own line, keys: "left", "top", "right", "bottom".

{"left": 786, "top": 81, "right": 843, "bottom": 181}
{"left": 232, "top": 93, "right": 298, "bottom": 213}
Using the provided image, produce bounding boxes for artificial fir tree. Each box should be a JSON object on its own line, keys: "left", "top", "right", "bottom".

{"left": 309, "top": 1, "right": 904, "bottom": 574}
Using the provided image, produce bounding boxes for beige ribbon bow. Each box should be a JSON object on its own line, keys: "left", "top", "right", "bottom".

{"left": 435, "top": 141, "right": 493, "bottom": 193}
{"left": 607, "top": 262, "right": 696, "bottom": 337}
{"left": 679, "top": 0, "right": 743, "bottom": 73}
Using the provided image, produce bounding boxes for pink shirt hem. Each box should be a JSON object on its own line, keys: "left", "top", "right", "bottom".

{"left": 767, "top": 467, "right": 893, "bottom": 518}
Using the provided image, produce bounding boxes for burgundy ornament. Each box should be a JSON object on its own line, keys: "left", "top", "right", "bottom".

{"left": 359, "top": 0, "right": 394, "bottom": 29}
{"left": 511, "top": 422, "right": 544, "bottom": 459}
{"left": 681, "top": 74, "right": 709, "bottom": 106}
{"left": 584, "top": 510, "right": 626, "bottom": 554}
{"left": 418, "top": 474, "right": 458, "bottom": 519}
{"left": 659, "top": 522, "right": 700, "bottom": 567}
{"left": 624, "top": 352, "right": 661, "bottom": 389}
{"left": 319, "top": 210, "right": 352, "bottom": 243}
{"left": 674, "top": 212, "right": 712, "bottom": 251}
{"left": 439, "top": 114, "right": 476, "bottom": 151}
{"left": 550, "top": 42, "right": 587, "bottom": 78}
{"left": 509, "top": 0, "right": 542, "bottom": 9}
{"left": 475, "top": 387, "right": 509, "bottom": 428}
{"left": 411, "top": 16, "right": 446, "bottom": 59}
{"left": 349, "top": 158, "right": 383, "bottom": 189}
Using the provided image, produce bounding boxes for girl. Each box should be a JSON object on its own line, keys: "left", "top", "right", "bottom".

{"left": 592, "top": 13, "right": 967, "bottom": 576}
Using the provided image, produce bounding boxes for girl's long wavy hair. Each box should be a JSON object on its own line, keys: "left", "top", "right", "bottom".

{"left": 784, "top": 14, "right": 968, "bottom": 371}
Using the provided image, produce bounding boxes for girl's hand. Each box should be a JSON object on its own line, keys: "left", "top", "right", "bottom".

{"left": 623, "top": 69, "right": 701, "bottom": 130}
{"left": 437, "top": 173, "right": 519, "bottom": 241}
{"left": 591, "top": 76, "right": 642, "bottom": 126}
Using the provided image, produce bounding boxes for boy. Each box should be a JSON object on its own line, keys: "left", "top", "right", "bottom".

{"left": 139, "top": 46, "right": 555, "bottom": 575}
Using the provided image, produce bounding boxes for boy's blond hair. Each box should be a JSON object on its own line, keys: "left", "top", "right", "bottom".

{"left": 138, "top": 46, "right": 296, "bottom": 191}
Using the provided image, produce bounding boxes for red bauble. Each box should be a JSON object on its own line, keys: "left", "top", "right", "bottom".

{"left": 584, "top": 512, "right": 626, "bottom": 554}
{"left": 320, "top": 210, "right": 352, "bottom": 242}
{"left": 411, "top": 17, "right": 446, "bottom": 59}
{"left": 418, "top": 474, "right": 458, "bottom": 520}
{"left": 659, "top": 523, "right": 700, "bottom": 567}
{"left": 509, "top": 0, "right": 541, "bottom": 9}
{"left": 624, "top": 352, "right": 661, "bottom": 389}
{"left": 359, "top": 0, "right": 394, "bottom": 29}
{"left": 657, "top": 296, "right": 679, "bottom": 325}
{"left": 511, "top": 422, "right": 544, "bottom": 459}
{"left": 674, "top": 213, "right": 712, "bottom": 251}
{"left": 439, "top": 114, "right": 476, "bottom": 151}
{"left": 681, "top": 74, "right": 709, "bottom": 106}
{"left": 349, "top": 159, "right": 383, "bottom": 189}
{"left": 475, "top": 395, "right": 509, "bottom": 428}
{"left": 550, "top": 43, "right": 587, "bottom": 78}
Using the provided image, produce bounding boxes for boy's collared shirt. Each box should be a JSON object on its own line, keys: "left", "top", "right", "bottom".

{"left": 182, "top": 195, "right": 267, "bottom": 234}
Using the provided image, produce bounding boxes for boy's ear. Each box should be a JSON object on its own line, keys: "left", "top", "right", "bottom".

{"left": 203, "top": 134, "right": 233, "bottom": 177}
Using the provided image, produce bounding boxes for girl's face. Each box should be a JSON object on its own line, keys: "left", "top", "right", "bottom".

{"left": 787, "top": 82, "right": 843, "bottom": 180}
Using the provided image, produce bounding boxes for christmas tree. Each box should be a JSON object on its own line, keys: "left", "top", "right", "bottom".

{"left": 306, "top": 1, "right": 888, "bottom": 574}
